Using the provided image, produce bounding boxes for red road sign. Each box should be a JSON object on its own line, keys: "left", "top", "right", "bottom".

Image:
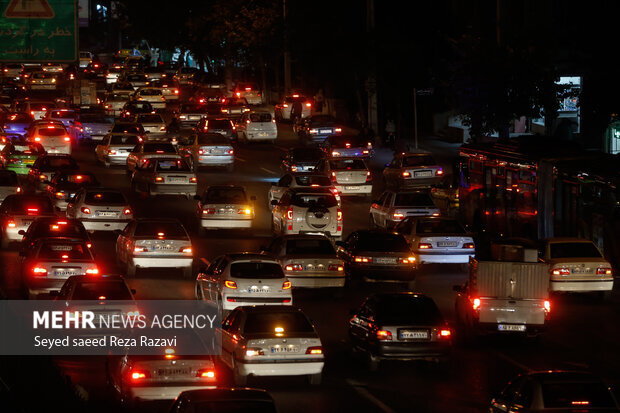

{"left": 4, "top": 0, "right": 54, "bottom": 18}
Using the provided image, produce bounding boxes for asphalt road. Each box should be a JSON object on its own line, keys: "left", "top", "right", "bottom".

{"left": 1, "top": 109, "right": 619, "bottom": 413}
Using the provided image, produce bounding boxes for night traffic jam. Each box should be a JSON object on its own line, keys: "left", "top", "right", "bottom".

{"left": 1, "top": 1, "right": 620, "bottom": 412}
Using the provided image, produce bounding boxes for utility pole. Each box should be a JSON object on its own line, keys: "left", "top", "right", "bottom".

{"left": 283, "top": 0, "right": 291, "bottom": 94}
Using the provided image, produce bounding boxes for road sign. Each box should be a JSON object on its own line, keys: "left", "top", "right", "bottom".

{"left": 0, "top": 0, "right": 77, "bottom": 63}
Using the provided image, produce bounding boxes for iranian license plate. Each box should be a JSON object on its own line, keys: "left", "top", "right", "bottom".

{"left": 54, "top": 270, "right": 77, "bottom": 277}
{"left": 437, "top": 241, "right": 458, "bottom": 247}
{"left": 189, "top": 116, "right": 201, "bottom": 120}
{"left": 414, "top": 170, "right": 432, "bottom": 177}
{"left": 153, "top": 245, "right": 174, "bottom": 251}
{"left": 168, "top": 177, "right": 186, "bottom": 183}
{"left": 96, "top": 211, "right": 116, "bottom": 217}
{"left": 400, "top": 330, "right": 429, "bottom": 340}
{"left": 258, "top": 132, "right": 267, "bottom": 137}
{"left": 157, "top": 367, "right": 191, "bottom": 376}
{"left": 270, "top": 346, "right": 299, "bottom": 353}
{"left": 498, "top": 324, "right": 526, "bottom": 332}
{"left": 248, "top": 287, "right": 269, "bottom": 293}
{"left": 375, "top": 257, "right": 397, "bottom": 264}
{"left": 345, "top": 186, "right": 359, "bottom": 190}
{"left": 320, "top": 129, "right": 332, "bottom": 134}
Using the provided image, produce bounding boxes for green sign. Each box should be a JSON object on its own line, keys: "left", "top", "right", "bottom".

{"left": 0, "top": 0, "right": 77, "bottom": 63}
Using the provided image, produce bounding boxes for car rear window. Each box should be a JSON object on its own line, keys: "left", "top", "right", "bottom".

{"left": 110, "top": 135, "right": 139, "bottom": 145}
{"left": 394, "top": 193, "right": 435, "bottom": 207}
{"left": 285, "top": 239, "right": 335, "bottom": 255}
{"left": 376, "top": 296, "right": 444, "bottom": 325}
{"left": 356, "top": 233, "right": 410, "bottom": 252}
{"left": 143, "top": 143, "right": 176, "bottom": 153}
{"left": 191, "top": 401, "right": 277, "bottom": 413}
{"left": 134, "top": 222, "right": 187, "bottom": 238}
{"left": 197, "top": 134, "right": 230, "bottom": 145}
{"left": 294, "top": 175, "right": 331, "bottom": 187}
{"left": 542, "top": 382, "right": 616, "bottom": 408}
{"left": 156, "top": 159, "right": 191, "bottom": 171}
{"left": 416, "top": 220, "right": 466, "bottom": 234}
{"left": 45, "top": 157, "right": 78, "bottom": 169}
{"left": 51, "top": 111, "right": 76, "bottom": 119}
{"left": 37, "top": 128, "right": 66, "bottom": 137}
{"left": 243, "top": 312, "right": 314, "bottom": 334}
{"left": 206, "top": 120, "right": 232, "bottom": 130}
{"left": 204, "top": 188, "right": 246, "bottom": 204}
{"left": 62, "top": 174, "right": 96, "bottom": 184}
{"left": 250, "top": 113, "right": 272, "bottom": 122}
{"left": 329, "top": 159, "right": 366, "bottom": 170}
{"left": 225, "top": 98, "right": 247, "bottom": 106}
{"left": 37, "top": 242, "right": 92, "bottom": 260}
{"left": 291, "top": 148, "right": 324, "bottom": 161}
{"left": 550, "top": 242, "right": 602, "bottom": 259}
{"left": 403, "top": 155, "right": 436, "bottom": 167}
{"left": 0, "top": 172, "right": 17, "bottom": 186}
{"left": 230, "top": 262, "right": 284, "bottom": 279}
{"left": 112, "top": 124, "right": 142, "bottom": 134}
{"left": 290, "top": 193, "right": 338, "bottom": 208}
{"left": 84, "top": 191, "right": 126, "bottom": 205}
{"left": 128, "top": 102, "right": 152, "bottom": 110}
{"left": 137, "top": 114, "right": 163, "bottom": 123}
{"left": 72, "top": 281, "right": 133, "bottom": 300}
{"left": 11, "top": 197, "right": 54, "bottom": 214}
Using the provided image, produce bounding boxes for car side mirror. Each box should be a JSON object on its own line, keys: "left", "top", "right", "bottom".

{"left": 452, "top": 285, "right": 464, "bottom": 293}
{"left": 270, "top": 199, "right": 278, "bottom": 206}
{"left": 18, "top": 230, "right": 25, "bottom": 235}
{"left": 193, "top": 195, "right": 201, "bottom": 201}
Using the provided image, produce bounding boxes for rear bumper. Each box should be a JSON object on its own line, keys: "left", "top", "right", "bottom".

{"left": 551, "top": 279, "right": 613, "bottom": 292}
{"left": 350, "top": 264, "right": 417, "bottom": 279}
{"left": 238, "top": 360, "right": 323, "bottom": 377}
{"left": 200, "top": 218, "right": 252, "bottom": 229}
{"left": 246, "top": 132, "right": 277, "bottom": 141}
{"left": 150, "top": 183, "right": 197, "bottom": 196}
{"left": 473, "top": 321, "right": 547, "bottom": 335}
{"left": 129, "top": 383, "right": 216, "bottom": 401}
{"left": 130, "top": 256, "right": 192, "bottom": 269}
{"left": 286, "top": 274, "right": 346, "bottom": 288}
{"left": 398, "top": 177, "right": 443, "bottom": 188}
{"left": 418, "top": 253, "right": 474, "bottom": 264}
{"left": 222, "top": 296, "right": 292, "bottom": 311}
{"left": 197, "top": 155, "right": 234, "bottom": 166}
{"left": 104, "top": 154, "right": 129, "bottom": 165}
{"left": 374, "top": 342, "right": 451, "bottom": 360}
{"left": 81, "top": 219, "right": 131, "bottom": 231}
{"left": 334, "top": 184, "right": 372, "bottom": 195}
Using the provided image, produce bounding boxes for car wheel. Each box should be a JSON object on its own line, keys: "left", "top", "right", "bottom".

{"left": 233, "top": 361, "right": 247, "bottom": 386}
{"left": 308, "top": 373, "right": 322, "bottom": 386}
{"left": 182, "top": 266, "right": 192, "bottom": 280}
{"left": 126, "top": 261, "right": 136, "bottom": 278}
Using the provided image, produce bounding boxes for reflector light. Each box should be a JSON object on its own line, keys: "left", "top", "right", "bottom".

{"left": 86, "top": 268, "right": 99, "bottom": 275}
{"left": 81, "top": 207, "right": 91, "bottom": 214}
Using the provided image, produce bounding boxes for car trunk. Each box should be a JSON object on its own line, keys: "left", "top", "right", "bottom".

{"left": 333, "top": 170, "right": 367, "bottom": 185}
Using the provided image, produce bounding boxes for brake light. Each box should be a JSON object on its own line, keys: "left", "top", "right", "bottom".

{"left": 393, "top": 212, "right": 405, "bottom": 220}
{"left": 366, "top": 171, "right": 372, "bottom": 182}
{"left": 287, "top": 208, "right": 294, "bottom": 220}
{"left": 402, "top": 171, "right": 411, "bottom": 177}
{"left": 155, "top": 176, "right": 164, "bottom": 182}
{"left": 224, "top": 280, "right": 237, "bottom": 289}
{"left": 331, "top": 151, "right": 341, "bottom": 157}
{"left": 436, "top": 169, "right": 444, "bottom": 176}
{"left": 190, "top": 177, "right": 197, "bottom": 183}
{"left": 462, "top": 242, "right": 475, "bottom": 249}
{"left": 552, "top": 268, "right": 570, "bottom": 276}
{"left": 306, "top": 346, "right": 323, "bottom": 355}
{"left": 354, "top": 256, "right": 372, "bottom": 263}
{"left": 400, "top": 257, "right": 416, "bottom": 264}
{"left": 202, "top": 208, "right": 216, "bottom": 215}
{"left": 376, "top": 330, "right": 392, "bottom": 341}
{"left": 16, "top": 187, "right": 21, "bottom": 193}
{"left": 571, "top": 401, "right": 590, "bottom": 406}
{"left": 285, "top": 264, "right": 303, "bottom": 271}
{"left": 159, "top": 126, "right": 166, "bottom": 131}
{"left": 6, "top": 220, "right": 16, "bottom": 228}
{"left": 196, "top": 369, "right": 215, "bottom": 378}
{"left": 335, "top": 128, "right": 342, "bottom": 133}
{"left": 130, "top": 371, "right": 149, "bottom": 381}
{"left": 180, "top": 247, "right": 192, "bottom": 253}
{"left": 81, "top": 207, "right": 91, "bottom": 214}
{"left": 32, "top": 267, "right": 47, "bottom": 276}
{"left": 472, "top": 298, "right": 481, "bottom": 311}
{"left": 282, "top": 281, "right": 292, "bottom": 289}
{"left": 362, "top": 150, "right": 369, "bottom": 155}
{"left": 282, "top": 104, "right": 288, "bottom": 108}
{"left": 123, "top": 208, "right": 132, "bottom": 215}
{"left": 27, "top": 208, "right": 38, "bottom": 215}
{"left": 34, "top": 136, "right": 41, "bottom": 142}
{"left": 544, "top": 300, "right": 551, "bottom": 320}
{"left": 86, "top": 268, "right": 99, "bottom": 275}
{"left": 134, "top": 246, "right": 148, "bottom": 253}
{"left": 305, "top": 102, "right": 312, "bottom": 107}
{"left": 227, "top": 149, "right": 234, "bottom": 154}
{"left": 337, "top": 209, "right": 343, "bottom": 221}
{"left": 174, "top": 89, "right": 179, "bottom": 94}
{"left": 328, "top": 264, "right": 344, "bottom": 271}
{"left": 597, "top": 267, "right": 612, "bottom": 275}
{"left": 438, "top": 329, "right": 451, "bottom": 339}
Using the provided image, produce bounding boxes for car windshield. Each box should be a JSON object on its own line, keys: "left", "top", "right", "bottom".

{"left": 110, "top": 135, "right": 139, "bottom": 145}
{"left": 250, "top": 113, "right": 272, "bottom": 122}
{"left": 416, "top": 219, "right": 466, "bottom": 234}
{"left": 206, "top": 120, "right": 232, "bottom": 130}
{"left": 50, "top": 111, "right": 75, "bottom": 119}
{"left": 37, "top": 128, "right": 66, "bottom": 137}
{"left": 285, "top": 239, "right": 335, "bottom": 255}
{"left": 394, "top": 193, "right": 435, "bottom": 207}
{"left": 294, "top": 175, "right": 332, "bottom": 187}
{"left": 244, "top": 312, "right": 314, "bottom": 334}
{"left": 84, "top": 191, "right": 126, "bottom": 205}
{"left": 37, "top": 242, "right": 92, "bottom": 260}
{"left": 190, "top": 401, "right": 277, "bottom": 413}
{"left": 0, "top": 173, "right": 17, "bottom": 186}
{"left": 143, "top": 143, "right": 176, "bottom": 153}
{"left": 376, "top": 296, "right": 444, "bottom": 325}
{"left": 329, "top": 159, "right": 366, "bottom": 170}
{"left": 402, "top": 155, "right": 436, "bottom": 167}
{"left": 112, "top": 124, "right": 142, "bottom": 134}
{"left": 156, "top": 159, "right": 191, "bottom": 171}
{"left": 230, "top": 262, "right": 284, "bottom": 279}
{"left": 134, "top": 222, "right": 187, "bottom": 238}
{"left": 72, "top": 281, "right": 133, "bottom": 300}
{"left": 137, "top": 114, "right": 163, "bottom": 123}
{"left": 291, "top": 148, "right": 323, "bottom": 161}
{"left": 204, "top": 188, "right": 246, "bottom": 204}
{"left": 549, "top": 242, "right": 603, "bottom": 259}
{"left": 11, "top": 197, "right": 54, "bottom": 214}
{"left": 542, "top": 381, "right": 616, "bottom": 408}
{"left": 197, "top": 134, "right": 230, "bottom": 145}
{"left": 45, "top": 157, "right": 78, "bottom": 169}
{"left": 291, "top": 193, "right": 337, "bottom": 208}
{"left": 355, "top": 233, "right": 410, "bottom": 252}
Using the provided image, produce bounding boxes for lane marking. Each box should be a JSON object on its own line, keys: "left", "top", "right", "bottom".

{"left": 495, "top": 351, "right": 533, "bottom": 372}
{"left": 346, "top": 379, "right": 396, "bottom": 413}
{"left": 260, "top": 167, "right": 277, "bottom": 175}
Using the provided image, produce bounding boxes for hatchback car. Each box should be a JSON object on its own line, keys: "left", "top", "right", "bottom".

{"left": 349, "top": 293, "right": 452, "bottom": 371}
{"left": 177, "top": 133, "right": 234, "bottom": 171}
{"left": 268, "top": 173, "right": 339, "bottom": 206}
{"left": 133, "top": 113, "right": 166, "bottom": 137}
{"left": 45, "top": 171, "right": 99, "bottom": 211}
{"left": 28, "top": 123, "right": 71, "bottom": 154}
{"left": 95, "top": 133, "right": 141, "bottom": 167}
{"left": 316, "top": 157, "right": 372, "bottom": 197}
{"left": 369, "top": 190, "right": 441, "bottom": 230}
{"left": 383, "top": 153, "right": 444, "bottom": 189}
{"left": 196, "top": 253, "right": 292, "bottom": 314}
{"left": 280, "top": 147, "right": 325, "bottom": 174}
{"left": 236, "top": 111, "right": 277, "bottom": 143}
{"left": 233, "top": 81, "right": 263, "bottom": 105}
{"left": 115, "top": 218, "right": 193, "bottom": 278}
{"left": 66, "top": 189, "right": 133, "bottom": 232}
{"left": 195, "top": 118, "right": 236, "bottom": 141}
{"left": 322, "top": 135, "right": 373, "bottom": 158}
{"left": 131, "top": 157, "right": 197, "bottom": 198}
{"left": 1, "top": 138, "right": 47, "bottom": 176}
{"left": 0, "top": 170, "right": 21, "bottom": 203}
{"left": 0, "top": 194, "right": 56, "bottom": 248}
{"left": 27, "top": 154, "right": 80, "bottom": 192}
{"left": 195, "top": 185, "right": 255, "bottom": 232}
{"left": 219, "top": 305, "right": 323, "bottom": 385}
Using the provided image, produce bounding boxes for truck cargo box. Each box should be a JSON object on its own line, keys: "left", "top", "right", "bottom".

{"left": 469, "top": 259, "right": 549, "bottom": 299}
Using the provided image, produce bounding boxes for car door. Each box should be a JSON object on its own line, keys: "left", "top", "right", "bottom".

{"left": 349, "top": 299, "right": 376, "bottom": 350}
{"left": 270, "top": 174, "right": 292, "bottom": 203}
{"left": 220, "top": 309, "right": 241, "bottom": 368}
{"left": 385, "top": 156, "right": 400, "bottom": 181}
{"left": 371, "top": 191, "right": 388, "bottom": 224}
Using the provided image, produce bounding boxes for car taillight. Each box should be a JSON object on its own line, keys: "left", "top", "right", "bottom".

{"left": 15, "top": 187, "right": 21, "bottom": 193}
{"left": 362, "top": 150, "right": 369, "bottom": 155}
{"left": 134, "top": 246, "right": 148, "bottom": 253}
{"left": 245, "top": 348, "right": 264, "bottom": 357}
{"left": 337, "top": 209, "right": 342, "bottom": 221}
{"left": 32, "top": 267, "right": 47, "bottom": 276}
{"left": 597, "top": 268, "right": 613, "bottom": 275}
{"left": 436, "top": 169, "right": 444, "bottom": 176}
{"left": 328, "top": 264, "right": 344, "bottom": 271}
{"left": 335, "top": 128, "right": 342, "bottom": 133}
{"left": 81, "top": 207, "right": 91, "bottom": 214}
{"left": 544, "top": 300, "right": 551, "bottom": 320}
{"left": 63, "top": 136, "right": 70, "bottom": 142}
{"left": 354, "top": 256, "right": 372, "bottom": 263}
{"left": 402, "top": 171, "right": 411, "bottom": 177}
{"left": 180, "top": 247, "right": 192, "bottom": 253}
{"left": 196, "top": 369, "right": 215, "bottom": 378}
{"left": 55, "top": 192, "right": 65, "bottom": 199}
{"left": 285, "top": 264, "right": 303, "bottom": 271}
{"left": 174, "top": 89, "right": 179, "bottom": 94}
{"left": 400, "top": 257, "right": 416, "bottom": 264}
{"left": 393, "top": 212, "right": 405, "bottom": 220}
{"left": 418, "top": 243, "right": 432, "bottom": 249}
{"left": 154, "top": 176, "right": 164, "bottom": 182}
{"left": 552, "top": 268, "right": 570, "bottom": 276}
{"left": 438, "top": 329, "right": 451, "bottom": 339}
{"left": 123, "top": 208, "right": 132, "bottom": 215}
{"left": 306, "top": 346, "right": 323, "bottom": 355}
{"left": 202, "top": 208, "right": 216, "bottom": 215}
{"left": 305, "top": 102, "right": 312, "bottom": 107}
{"left": 159, "top": 126, "right": 166, "bottom": 131}
{"left": 282, "top": 281, "right": 292, "bottom": 289}
{"left": 287, "top": 208, "right": 294, "bottom": 220}
{"left": 189, "top": 177, "right": 197, "bottom": 183}
{"left": 86, "top": 268, "right": 99, "bottom": 275}
{"left": 376, "top": 330, "right": 392, "bottom": 341}
{"left": 290, "top": 165, "right": 298, "bottom": 172}
{"left": 26, "top": 208, "right": 38, "bottom": 215}
{"left": 331, "top": 151, "right": 340, "bottom": 157}
{"left": 366, "top": 171, "right": 372, "bottom": 182}
{"left": 462, "top": 242, "right": 475, "bottom": 249}
{"left": 6, "top": 220, "right": 15, "bottom": 228}
{"left": 472, "top": 297, "right": 481, "bottom": 311}
{"left": 224, "top": 280, "right": 237, "bottom": 289}
{"left": 130, "top": 371, "right": 149, "bottom": 381}
{"left": 227, "top": 149, "right": 234, "bottom": 154}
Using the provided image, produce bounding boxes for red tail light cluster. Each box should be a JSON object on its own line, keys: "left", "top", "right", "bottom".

{"left": 376, "top": 330, "right": 392, "bottom": 341}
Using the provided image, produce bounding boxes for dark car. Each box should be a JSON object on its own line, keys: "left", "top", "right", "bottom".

{"left": 220, "top": 97, "right": 250, "bottom": 121}
{"left": 336, "top": 230, "right": 417, "bottom": 281}
{"left": 196, "top": 118, "right": 236, "bottom": 141}
{"left": 0, "top": 194, "right": 56, "bottom": 248}
{"left": 169, "top": 388, "right": 277, "bottom": 413}
{"left": 296, "top": 114, "right": 343, "bottom": 143}
{"left": 321, "top": 134, "right": 373, "bottom": 158}
{"left": 27, "top": 154, "right": 80, "bottom": 192}
{"left": 3, "top": 112, "right": 33, "bottom": 136}
{"left": 120, "top": 100, "right": 154, "bottom": 120}
{"left": 19, "top": 217, "right": 90, "bottom": 257}
{"left": 172, "top": 103, "right": 210, "bottom": 130}
{"left": 280, "top": 147, "right": 326, "bottom": 174}
{"left": 349, "top": 292, "right": 452, "bottom": 371}
{"left": 44, "top": 171, "right": 100, "bottom": 211}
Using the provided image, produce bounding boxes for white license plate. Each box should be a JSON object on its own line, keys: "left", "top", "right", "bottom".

{"left": 375, "top": 257, "right": 397, "bottom": 264}
{"left": 54, "top": 270, "right": 77, "bottom": 277}
{"left": 320, "top": 129, "right": 332, "bottom": 134}
{"left": 344, "top": 186, "right": 360, "bottom": 190}
{"left": 157, "top": 367, "right": 191, "bottom": 376}
{"left": 400, "top": 330, "right": 429, "bottom": 340}
{"left": 96, "top": 211, "right": 116, "bottom": 217}
{"left": 248, "top": 287, "right": 270, "bottom": 293}
{"left": 258, "top": 132, "right": 267, "bottom": 137}
{"left": 437, "top": 241, "right": 458, "bottom": 247}
{"left": 498, "top": 324, "right": 526, "bottom": 332}
{"left": 414, "top": 170, "right": 432, "bottom": 177}
{"left": 153, "top": 245, "right": 174, "bottom": 251}
{"left": 270, "top": 346, "right": 299, "bottom": 353}
{"left": 571, "top": 268, "right": 591, "bottom": 274}
{"left": 168, "top": 177, "right": 186, "bottom": 183}
{"left": 188, "top": 116, "right": 201, "bottom": 120}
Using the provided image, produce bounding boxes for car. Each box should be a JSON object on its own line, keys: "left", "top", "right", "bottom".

{"left": 133, "top": 113, "right": 166, "bottom": 138}
{"left": 349, "top": 292, "right": 452, "bottom": 371}
{"left": 195, "top": 118, "right": 236, "bottom": 141}
{"left": 275, "top": 94, "right": 312, "bottom": 121}
{"left": 79, "top": 51, "right": 93, "bottom": 68}
{"left": 115, "top": 218, "right": 193, "bottom": 278}
{"left": 490, "top": 371, "right": 620, "bottom": 412}
{"left": 106, "top": 121, "right": 146, "bottom": 140}
{"left": 126, "top": 142, "right": 180, "bottom": 173}
{"left": 233, "top": 81, "right": 263, "bottom": 105}
{"left": 3, "top": 112, "right": 34, "bottom": 136}
{"left": 144, "top": 67, "right": 165, "bottom": 81}
{"left": 219, "top": 305, "right": 323, "bottom": 385}
{"left": 369, "top": 190, "right": 441, "bottom": 229}
{"left": 315, "top": 157, "right": 372, "bottom": 197}
{"left": 540, "top": 238, "right": 614, "bottom": 298}
{"left": 195, "top": 185, "right": 255, "bottom": 232}
{"left": 40, "top": 63, "right": 64, "bottom": 74}
{"left": 0, "top": 170, "right": 21, "bottom": 203}
{"left": 177, "top": 132, "right": 234, "bottom": 171}
{"left": 27, "top": 154, "right": 80, "bottom": 192}
{"left": 21, "top": 237, "right": 98, "bottom": 298}
{"left": 0, "top": 138, "right": 46, "bottom": 175}
{"left": 296, "top": 114, "right": 343, "bottom": 143}
{"left": 82, "top": 61, "right": 107, "bottom": 79}
{"left": 2, "top": 63, "right": 22, "bottom": 79}
{"left": 394, "top": 217, "right": 475, "bottom": 265}
{"left": 109, "top": 80, "right": 135, "bottom": 95}
{"left": 236, "top": 111, "right": 277, "bottom": 143}
{"left": 120, "top": 72, "right": 149, "bottom": 88}
{"left": 120, "top": 100, "right": 155, "bottom": 120}
{"left": 147, "top": 79, "right": 180, "bottom": 101}
{"left": 321, "top": 135, "right": 373, "bottom": 158}
{"left": 133, "top": 87, "right": 166, "bottom": 110}
{"left": 169, "top": 388, "right": 277, "bottom": 413}
{"left": 271, "top": 187, "right": 342, "bottom": 239}
{"left": 43, "top": 108, "right": 77, "bottom": 130}
{"left": 131, "top": 157, "right": 197, "bottom": 198}
{"left": 76, "top": 111, "right": 114, "bottom": 143}
{"left": 103, "top": 92, "right": 132, "bottom": 117}
{"left": 383, "top": 153, "right": 444, "bottom": 189}
{"left": 23, "top": 119, "right": 65, "bottom": 139}
{"left": 261, "top": 234, "right": 345, "bottom": 289}
{"left": 171, "top": 104, "right": 210, "bottom": 130}
{"left": 44, "top": 171, "right": 99, "bottom": 211}
{"left": 105, "top": 64, "right": 123, "bottom": 84}
{"left": 27, "top": 122, "right": 71, "bottom": 154}
{"left": 280, "top": 147, "right": 325, "bottom": 174}
{"left": 220, "top": 97, "right": 251, "bottom": 120}
{"left": 18, "top": 217, "right": 91, "bottom": 256}
{"left": 53, "top": 274, "right": 136, "bottom": 301}
{"left": 66, "top": 188, "right": 133, "bottom": 232}
{"left": 190, "top": 87, "right": 224, "bottom": 105}
{"left": 95, "top": 133, "right": 141, "bottom": 167}
{"left": 196, "top": 252, "right": 292, "bottom": 315}
{"left": 26, "top": 71, "right": 59, "bottom": 91}
{"left": 174, "top": 67, "right": 200, "bottom": 85}
{"left": 268, "top": 173, "right": 340, "bottom": 206}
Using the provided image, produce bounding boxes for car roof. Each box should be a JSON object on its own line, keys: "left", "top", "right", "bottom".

{"left": 238, "top": 305, "right": 304, "bottom": 314}
{"left": 179, "top": 387, "right": 273, "bottom": 403}
{"left": 286, "top": 187, "right": 333, "bottom": 194}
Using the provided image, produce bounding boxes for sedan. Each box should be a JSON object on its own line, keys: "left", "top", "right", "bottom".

{"left": 133, "top": 113, "right": 166, "bottom": 138}
{"left": 220, "top": 97, "right": 250, "bottom": 120}
{"left": 336, "top": 230, "right": 417, "bottom": 281}
{"left": 103, "top": 92, "right": 132, "bottom": 117}
{"left": 268, "top": 173, "right": 339, "bottom": 206}
{"left": 316, "top": 157, "right": 372, "bottom": 197}
{"left": 280, "top": 147, "right": 325, "bottom": 174}
{"left": 78, "top": 112, "right": 114, "bottom": 143}
{"left": 66, "top": 189, "right": 133, "bottom": 232}
{"left": 349, "top": 292, "right": 452, "bottom": 371}
{"left": 115, "top": 218, "right": 193, "bottom": 278}
{"left": 169, "top": 389, "right": 277, "bottom": 413}
{"left": 131, "top": 157, "right": 197, "bottom": 199}
{"left": 296, "top": 114, "right": 343, "bottom": 143}
{"left": 177, "top": 133, "right": 234, "bottom": 171}
{"left": 393, "top": 216, "right": 474, "bottom": 266}
{"left": 0, "top": 194, "right": 56, "bottom": 248}
{"left": 53, "top": 274, "right": 136, "bottom": 301}
{"left": 322, "top": 135, "right": 373, "bottom": 158}
{"left": 261, "top": 234, "right": 345, "bottom": 289}
{"left": 125, "top": 142, "right": 180, "bottom": 173}
{"left": 195, "top": 252, "right": 292, "bottom": 314}
{"left": 0, "top": 170, "right": 21, "bottom": 203}
{"left": 27, "top": 154, "right": 80, "bottom": 193}
{"left": 18, "top": 217, "right": 91, "bottom": 256}
{"left": 121, "top": 101, "right": 155, "bottom": 120}
{"left": 95, "top": 133, "right": 141, "bottom": 167}
{"left": 219, "top": 306, "right": 323, "bottom": 385}
{"left": 195, "top": 185, "right": 255, "bottom": 232}
{"left": 369, "top": 190, "right": 441, "bottom": 230}
{"left": 44, "top": 171, "right": 99, "bottom": 211}
{"left": 172, "top": 103, "right": 209, "bottom": 130}
{"left": 195, "top": 118, "right": 237, "bottom": 141}
{"left": 133, "top": 87, "right": 166, "bottom": 110}
{"left": 383, "top": 153, "right": 444, "bottom": 189}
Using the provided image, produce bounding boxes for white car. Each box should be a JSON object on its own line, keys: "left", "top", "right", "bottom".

{"left": 220, "top": 305, "right": 324, "bottom": 385}
{"left": 394, "top": 217, "right": 475, "bottom": 265}
{"left": 115, "top": 218, "right": 193, "bottom": 278}
{"left": 95, "top": 133, "right": 141, "bottom": 167}
{"left": 66, "top": 188, "right": 134, "bottom": 232}
{"left": 27, "top": 71, "right": 58, "bottom": 90}
{"left": 195, "top": 185, "right": 255, "bottom": 231}
{"left": 271, "top": 187, "right": 342, "bottom": 239}
{"left": 126, "top": 142, "right": 180, "bottom": 173}
{"left": 134, "top": 87, "right": 166, "bottom": 110}
{"left": 541, "top": 238, "right": 614, "bottom": 297}
{"left": 369, "top": 190, "right": 440, "bottom": 230}
{"left": 29, "top": 123, "right": 72, "bottom": 154}
{"left": 233, "top": 82, "right": 263, "bottom": 105}
{"left": 316, "top": 157, "right": 372, "bottom": 197}
{"left": 133, "top": 113, "right": 166, "bottom": 138}
{"left": 195, "top": 252, "right": 292, "bottom": 314}
{"left": 261, "top": 234, "right": 345, "bottom": 288}
{"left": 268, "top": 173, "right": 340, "bottom": 207}
{"left": 131, "top": 157, "right": 197, "bottom": 198}
{"left": 236, "top": 111, "right": 277, "bottom": 143}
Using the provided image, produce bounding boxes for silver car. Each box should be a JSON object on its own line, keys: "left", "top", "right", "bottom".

{"left": 195, "top": 185, "right": 255, "bottom": 232}
{"left": 66, "top": 188, "right": 134, "bottom": 232}
{"left": 178, "top": 133, "right": 234, "bottom": 171}
{"left": 316, "top": 157, "right": 372, "bottom": 197}
{"left": 369, "top": 190, "right": 441, "bottom": 230}
{"left": 95, "top": 133, "right": 142, "bottom": 167}
{"left": 131, "top": 157, "right": 197, "bottom": 198}
{"left": 383, "top": 153, "right": 444, "bottom": 189}
{"left": 134, "top": 113, "right": 167, "bottom": 138}
{"left": 125, "top": 142, "right": 180, "bottom": 173}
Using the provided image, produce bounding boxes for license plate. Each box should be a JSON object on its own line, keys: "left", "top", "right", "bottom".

{"left": 375, "top": 257, "right": 397, "bottom": 264}
{"left": 157, "top": 367, "right": 191, "bottom": 376}
{"left": 189, "top": 116, "right": 201, "bottom": 120}
{"left": 96, "top": 211, "right": 116, "bottom": 217}
{"left": 54, "top": 270, "right": 77, "bottom": 277}
{"left": 168, "top": 177, "right": 186, "bottom": 183}
{"left": 571, "top": 268, "right": 590, "bottom": 274}
{"left": 400, "top": 330, "right": 429, "bottom": 340}
{"left": 498, "top": 324, "right": 526, "bottom": 332}
{"left": 414, "top": 170, "right": 432, "bottom": 177}
{"left": 270, "top": 346, "right": 299, "bottom": 353}
{"left": 258, "top": 132, "right": 267, "bottom": 137}
{"left": 320, "top": 129, "right": 332, "bottom": 134}
{"left": 344, "top": 186, "right": 360, "bottom": 190}
{"left": 437, "top": 241, "right": 458, "bottom": 247}
{"left": 153, "top": 245, "right": 174, "bottom": 251}
{"left": 248, "top": 287, "right": 270, "bottom": 293}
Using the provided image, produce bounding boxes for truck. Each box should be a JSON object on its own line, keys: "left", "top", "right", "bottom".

{"left": 453, "top": 240, "right": 551, "bottom": 341}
